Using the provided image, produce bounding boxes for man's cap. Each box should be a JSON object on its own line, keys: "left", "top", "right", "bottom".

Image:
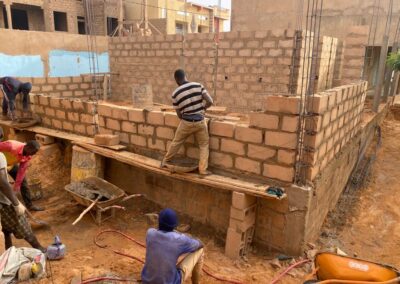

{"left": 159, "top": 208, "right": 178, "bottom": 231}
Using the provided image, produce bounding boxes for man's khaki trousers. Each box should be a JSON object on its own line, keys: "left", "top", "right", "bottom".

{"left": 163, "top": 119, "right": 209, "bottom": 173}
{"left": 178, "top": 248, "right": 204, "bottom": 284}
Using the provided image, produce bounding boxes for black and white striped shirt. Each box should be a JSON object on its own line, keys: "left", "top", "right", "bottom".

{"left": 172, "top": 82, "right": 213, "bottom": 117}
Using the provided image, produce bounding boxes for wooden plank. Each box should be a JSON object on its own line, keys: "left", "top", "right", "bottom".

{"left": 0, "top": 120, "right": 286, "bottom": 199}
{"left": 0, "top": 121, "right": 127, "bottom": 151}
{"left": 74, "top": 141, "right": 286, "bottom": 200}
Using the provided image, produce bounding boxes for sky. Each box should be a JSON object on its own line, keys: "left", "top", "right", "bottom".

{"left": 190, "top": 0, "right": 232, "bottom": 30}
{"left": 190, "top": 0, "right": 231, "bottom": 9}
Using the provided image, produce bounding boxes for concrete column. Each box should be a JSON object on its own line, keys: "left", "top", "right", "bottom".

{"left": 5, "top": 3, "right": 12, "bottom": 29}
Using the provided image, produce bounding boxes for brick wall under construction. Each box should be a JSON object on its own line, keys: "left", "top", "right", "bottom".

{"left": 109, "top": 30, "right": 302, "bottom": 112}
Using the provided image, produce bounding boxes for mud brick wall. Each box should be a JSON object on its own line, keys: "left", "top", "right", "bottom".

{"left": 315, "top": 36, "right": 338, "bottom": 92}
{"left": 109, "top": 29, "right": 299, "bottom": 112}
{"left": 106, "top": 160, "right": 232, "bottom": 240}
{"left": 17, "top": 76, "right": 104, "bottom": 99}
{"left": 96, "top": 95, "right": 301, "bottom": 183}
{"left": 303, "top": 81, "right": 367, "bottom": 182}
{"left": 305, "top": 103, "right": 388, "bottom": 243}
{"left": 29, "top": 93, "right": 300, "bottom": 183}
{"left": 30, "top": 94, "right": 96, "bottom": 136}
{"left": 340, "top": 26, "right": 369, "bottom": 85}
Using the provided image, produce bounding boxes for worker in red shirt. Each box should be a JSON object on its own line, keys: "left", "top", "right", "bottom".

{"left": 0, "top": 140, "right": 43, "bottom": 211}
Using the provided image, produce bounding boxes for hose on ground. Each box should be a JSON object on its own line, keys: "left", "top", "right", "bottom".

{"left": 317, "top": 277, "right": 400, "bottom": 284}
{"left": 270, "top": 258, "right": 311, "bottom": 284}
{"left": 90, "top": 229, "right": 245, "bottom": 284}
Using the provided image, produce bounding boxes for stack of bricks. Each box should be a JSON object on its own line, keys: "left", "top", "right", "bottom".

{"left": 225, "top": 192, "right": 257, "bottom": 258}
{"left": 109, "top": 29, "right": 298, "bottom": 111}
{"left": 303, "top": 81, "right": 367, "bottom": 182}
{"left": 30, "top": 94, "right": 96, "bottom": 136}
{"left": 17, "top": 76, "right": 103, "bottom": 98}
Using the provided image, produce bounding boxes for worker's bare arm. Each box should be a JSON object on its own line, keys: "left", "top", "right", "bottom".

{"left": 202, "top": 90, "right": 214, "bottom": 110}
{"left": 0, "top": 168, "right": 19, "bottom": 206}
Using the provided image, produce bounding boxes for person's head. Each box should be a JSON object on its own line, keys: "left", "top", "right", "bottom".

{"left": 23, "top": 140, "right": 40, "bottom": 156}
{"left": 158, "top": 208, "right": 178, "bottom": 232}
{"left": 174, "top": 69, "right": 187, "bottom": 86}
{"left": 20, "top": 82, "right": 32, "bottom": 95}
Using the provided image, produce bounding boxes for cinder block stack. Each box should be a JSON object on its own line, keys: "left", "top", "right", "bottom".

{"left": 225, "top": 192, "right": 257, "bottom": 259}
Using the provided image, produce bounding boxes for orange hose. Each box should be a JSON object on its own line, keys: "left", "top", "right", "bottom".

{"left": 93, "top": 229, "right": 245, "bottom": 284}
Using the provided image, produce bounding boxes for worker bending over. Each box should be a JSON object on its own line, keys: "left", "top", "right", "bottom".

{"left": 0, "top": 128, "right": 45, "bottom": 253}
{"left": 161, "top": 69, "right": 213, "bottom": 175}
{"left": 0, "top": 140, "right": 43, "bottom": 211}
{"left": 0, "top": 77, "right": 32, "bottom": 120}
{"left": 141, "top": 208, "right": 204, "bottom": 284}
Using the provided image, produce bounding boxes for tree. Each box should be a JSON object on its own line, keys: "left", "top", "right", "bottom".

{"left": 387, "top": 51, "right": 400, "bottom": 71}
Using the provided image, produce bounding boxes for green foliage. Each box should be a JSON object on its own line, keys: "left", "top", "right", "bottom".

{"left": 387, "top": 51, "right": 400, "bottom": 71}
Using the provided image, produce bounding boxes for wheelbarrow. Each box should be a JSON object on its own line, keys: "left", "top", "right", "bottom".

{"left": 65, "top": 176, "right": 142, "bottom": 225}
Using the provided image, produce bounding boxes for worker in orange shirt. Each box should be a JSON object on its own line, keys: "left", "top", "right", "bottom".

{"left": 0, "top": 140, "right": 43, "bottom": 211}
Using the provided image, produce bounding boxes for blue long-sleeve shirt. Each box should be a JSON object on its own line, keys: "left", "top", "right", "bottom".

{"left": 141, "top": 229, "right": 202, "bottom": 284}
{"left": 0, "top": 77, "right": 29, "bottom": 111}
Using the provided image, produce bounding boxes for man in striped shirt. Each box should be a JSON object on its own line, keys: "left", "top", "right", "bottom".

{"left": 161, "top": 69, "right": 213, "bottom": 175}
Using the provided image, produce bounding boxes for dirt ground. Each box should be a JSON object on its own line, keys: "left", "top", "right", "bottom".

{"left": 318, "top": 110, "right": 400, "bottom": 268}
{"left": 15, "top": 142, "right": 304, "bottom": 283}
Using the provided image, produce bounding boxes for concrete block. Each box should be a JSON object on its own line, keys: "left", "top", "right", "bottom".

{"left": 249, "top": 113, "right": 279, "bottom": 129}
{"left": 210, "top": 151, "right": 233, "bottom": 168}
{"left": 49, "top": 97, "right": 61, "bottom": 108}
{"left": 130, "top": 134, "right": 147, "bottom": 147}
{"left": 247, "top": 144, "right": 276, "bottom": 160}
{"left": 265, "top": 96, "right": 300, "bottom": 114}
{"left": 265, "top": 131, "right": 298, "bottom": 150}
{"left": 106, "top": 118, "right": 120, "bottom": 131}
{"left": 235, "top": 157, "right": 261, "bottom": 174}
{"left": 307, "top": 94, "right": 328, "bottom": 114}
{"left": 232, "top": 192, "right": 257, "bottom": 210}
{"left": 94, "top": 134, "right": 120, "bottom": 146}
{"left": 98, "top": 104, "right": 113, "bottom": 117}
{"left": 210, "top": 137, "right": 220, "bottom": 150}
{"left": 147, "top": 138, "right": 165, "bottom": 151}
{"left": 80, "top": 114, "right": 93, "bottom": 124}
{"left": 221, "top": 139, "right": 245, "bottom": 155}
{"left": 304, "top": 132, "right": 324, "bottom": 149}
{"left": 35, "top": 134, "right": 55, "bottom": 145}
{"left": 147, "top": 111, "right": 165, "bottom": 125}
{"left": 62, "top": 121, "right": 74, "bottom": 131}
{"left": 210, "top": 121, "right": 235, "bottom": 138}
{"left": 156, "top": 127, "right": 175, "bottom": 140}
{"left": 112, "top": 107, "right": 129, "bottom": 120}
{"left": 165, "top": 113, "right": 180, "bottom": 128}
{"left": 225, "top": 227, "right": 244, "bottom": 259}
{"left": 263, "top": 163, "right": 295, "bottom": 182}
{"left": 229, "top": 218, "right": 255, "bottom": 233}
{"left": 277, "top": 150, "right": 296, "bottom": 165}
{"left": 121, "top": 121, "right": 137, "bottom": 133}
{"left": 235, "top": 126, "right": 262, "bottom": 143}
{"left": 74, "top": 124, "right": 87, "bottom": 135}
{"left": 305, "top": 115, "right": 322, "bottom": 132}
{"left": 128, "top": 109, "right": 145, "bottom": 123}
{"left": 138, "top": 124, "right": 154, "bottom": 136}
{"left": 230, "top": 205, "right": 256, "bottom": 222}
{"left": 55, "top": 110, "right": 66, "bottom": 120}
{"left": 281, "top": 116, "right": 299, "bottom": 132}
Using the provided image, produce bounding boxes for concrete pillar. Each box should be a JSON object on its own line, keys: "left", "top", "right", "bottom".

{"left": 5, "top": 3, "right": 12, "bottom": 29}
{"left": 71, "top": 145, "right": 105, "bottom": 182}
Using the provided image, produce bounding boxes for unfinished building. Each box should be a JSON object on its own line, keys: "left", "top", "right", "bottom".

{"left": 0, "top": 0, "right": 119, "bottom": 35}
{"left": 0, "top": 0, "right": 395, "bottom": 262}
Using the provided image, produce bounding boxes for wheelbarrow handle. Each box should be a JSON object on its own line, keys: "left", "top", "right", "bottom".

{"left": 122, "top": 194, "right": 143, "bottom": 202}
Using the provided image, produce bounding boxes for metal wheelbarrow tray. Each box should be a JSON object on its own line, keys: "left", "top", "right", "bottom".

{"left": 65, "top": 176, "right": 138, "bottom": 225}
